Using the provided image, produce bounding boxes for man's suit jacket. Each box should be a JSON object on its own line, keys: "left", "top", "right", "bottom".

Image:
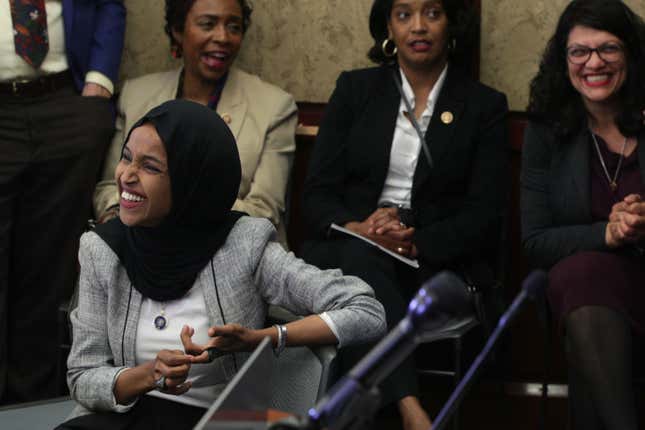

{"left": 521, "top": 121, "right": 645, "bottom": 269}
{"left": 62, "top": 0, "right": 126, "bottom": 91}
{"left": 93, "top": 67, "right": 297, "bottom": 243}
{"left": 303, "top": 65, "right": 509, "bottom": 267}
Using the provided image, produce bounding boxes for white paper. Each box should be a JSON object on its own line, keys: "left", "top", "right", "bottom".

{"left": 330, "top": 223, "right": 420, "bottom": 268}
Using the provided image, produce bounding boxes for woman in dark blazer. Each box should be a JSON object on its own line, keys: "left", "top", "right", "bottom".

{"left": 522, "top": 1, "right": 645, "bottom": 429}
{"left": 301, "top": 0, "right": 508, "bottom": 428}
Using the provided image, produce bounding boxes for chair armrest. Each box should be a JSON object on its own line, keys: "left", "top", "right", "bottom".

{"left": 266, "top": 305, "right": 301, "bottom": 325}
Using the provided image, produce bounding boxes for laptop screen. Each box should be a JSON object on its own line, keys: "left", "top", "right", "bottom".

{"left": 193, "top": 337, "right": 277, "bottom": 430}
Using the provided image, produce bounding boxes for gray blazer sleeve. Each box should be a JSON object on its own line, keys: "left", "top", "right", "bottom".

{"left": 66, "top": 234, "right": 133, "bottom": 413}
{"left": 239, "top": 220, "right": 386, "bottom": 347}
{"left": 255, "top": 242, "right": 386, "bottom": 347}
{"left": 520, "top": 122, "right": 608, "bottom": 269}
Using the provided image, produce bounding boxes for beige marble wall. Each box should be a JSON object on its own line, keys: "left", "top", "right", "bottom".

{"left": 119, "top": 0, "right": 375, "bottom": 101}
{"left": 121, "top": 0, "right": 645, "bottom": 110}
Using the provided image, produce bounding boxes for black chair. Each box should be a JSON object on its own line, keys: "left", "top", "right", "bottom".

{"left": 415, "top": 215, "right": 510, "bottom": 430}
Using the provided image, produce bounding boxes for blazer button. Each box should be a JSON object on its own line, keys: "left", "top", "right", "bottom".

{"left": 221, "top": 113, "right": 232, "bottom": 124}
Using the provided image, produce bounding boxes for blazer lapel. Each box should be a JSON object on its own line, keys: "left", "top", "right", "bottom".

{"left": 121, "top": 288, "right": 142, "bottom": 367}
{"left": 638, "top": 130, "right": 645, "bottom": 186}
{"left": 412, "top": 67, "right": 466, "bottom": 192}
{"left": 371, "top": 68, "right": 402, "bottom": 185}
{"left": 166, "top": 69, "right": 182, "bottom": 103}
{"left": 62, "top": 0, "right": 72, "bottom": 39}
{"left": 217, "top": 68, "right": 248, "bottom": 139}
{"left": 562, "top": 130, "right": 591, "bottom": 221}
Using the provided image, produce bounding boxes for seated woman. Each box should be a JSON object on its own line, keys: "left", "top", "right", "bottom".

{"left": 521, "top": 1, "right": 645, "bottom": 429}
{"left": 301, "top": 0, "right": 508, "bottom": 428}
{"left": 93, "top": 0, "right": 296, "bottom": 244}
{"left": 59, "top": 100, "right": 386, "bottom": 430}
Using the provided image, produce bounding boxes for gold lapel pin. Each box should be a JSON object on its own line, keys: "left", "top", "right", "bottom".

{"left": 440, "top": 111, "right": 454, "bottom": 125}
{"left": 221, "top": 113, "right": 232, "bottom": 124}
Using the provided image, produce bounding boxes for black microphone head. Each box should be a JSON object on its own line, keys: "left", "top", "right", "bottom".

{"left": 407, "top": 271, "right": 473, "bottom": 327}
{"left": 522, "top": 270, "right": 547, "bottom": 300}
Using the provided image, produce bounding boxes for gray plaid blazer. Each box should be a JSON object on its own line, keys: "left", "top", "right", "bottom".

{"left": 66, "top": 217, "right": 385, "bottom": 418}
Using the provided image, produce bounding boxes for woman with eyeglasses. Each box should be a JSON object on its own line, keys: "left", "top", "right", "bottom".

{"left": 522, "top": 1, "right": 645, "bottom": 429}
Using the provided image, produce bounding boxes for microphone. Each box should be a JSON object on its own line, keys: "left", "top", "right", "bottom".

{"left": 306, "top": 271, "right": 474, "bottom": 430}
{"left": 431, "top": 270, "right": 548, "bottom": 430}
{"left": 349, "top": 271, "right": 473, "bottom": 389}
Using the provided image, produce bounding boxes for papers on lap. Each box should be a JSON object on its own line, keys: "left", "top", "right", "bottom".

{"left": 330, "top": 223, "right": 420, "bottom": 268}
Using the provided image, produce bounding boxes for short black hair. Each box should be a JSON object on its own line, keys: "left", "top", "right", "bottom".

{"left": 527, "top": 0, "right": 645, "bottom": 137}
{"left": 164, "top": 0, "right": 253, "bottom": 51}
{"left": 367, "top": 0, "right": 478, "bottom": 71}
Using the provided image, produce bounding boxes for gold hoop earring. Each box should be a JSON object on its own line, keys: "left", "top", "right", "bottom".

{"left": 381, "top": 39, "right": 398, "bottom": 58}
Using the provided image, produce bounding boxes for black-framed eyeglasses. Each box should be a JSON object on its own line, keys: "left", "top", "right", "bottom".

{"left": 566, "top": 43, "right": 624, "bottom": 65}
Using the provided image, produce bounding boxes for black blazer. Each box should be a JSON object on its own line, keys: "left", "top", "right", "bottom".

{"left": 521, "top": 121, "right": 645, "bottom": 269}
{"left": 303, "top": 65, "right": 509, "bottom": 267}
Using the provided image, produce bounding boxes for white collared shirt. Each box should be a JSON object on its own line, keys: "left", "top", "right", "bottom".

{"left": 377, "top": 64, "right": 448, "bottom": 208}
{"left": 0, "top": 0, "right": 113, "bottom": 94}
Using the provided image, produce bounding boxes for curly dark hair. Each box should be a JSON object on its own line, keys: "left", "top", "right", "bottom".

{"left": 367, "top": 0, "right": 478, "bottom": 71}
{"left": 527, "top": 0, "right": 645, "bottom": 138}
{"left": 164, "top": 0, "right": 253, "bottom": 52}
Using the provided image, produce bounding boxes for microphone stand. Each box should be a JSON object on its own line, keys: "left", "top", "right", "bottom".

{"left": 431, "top": 271, "right": 547, "bottom": 430}
{"left": 270, "top": 271, "right": 473, "bottom": 430}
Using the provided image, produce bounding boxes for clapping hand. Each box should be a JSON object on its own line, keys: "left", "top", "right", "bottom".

{"left": 180, "top": 324, "right": 262, "bottom": 364}
{"left": 606, "top": 194, "right": 645, "bottom": 247}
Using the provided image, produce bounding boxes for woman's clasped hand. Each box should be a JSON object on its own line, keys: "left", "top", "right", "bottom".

{"left": 606, "top": 194, "right": 645, "bottom": 247}
{"left": 345, "top": 207, "right": 417, "bottom": 257}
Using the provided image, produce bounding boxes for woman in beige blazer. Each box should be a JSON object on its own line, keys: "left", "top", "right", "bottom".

{"left": 93, "top": 0, "right": 296, "bottom": 244}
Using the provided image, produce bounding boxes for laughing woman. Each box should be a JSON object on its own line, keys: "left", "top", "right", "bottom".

{"left": 522, "top": 1, "right": 645, "bottom": 429}
{"left": 301, "top": 0, "right": 508, "bottom": 429}
{"left": 58, "top": 100, "right": 385, "bottom": 430}
{"left": 93, "top": 0, "right": 296, "bottom": 245}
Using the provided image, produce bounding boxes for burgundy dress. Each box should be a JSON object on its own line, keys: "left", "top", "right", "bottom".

{"left": 548, "top": 135, "right": 645, "bottom": 334}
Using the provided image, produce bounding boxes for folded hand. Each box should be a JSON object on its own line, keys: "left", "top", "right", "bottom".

{"left": 344, "top": 218, "right": 417, "bottom": 257}
{"left": 606, "top": 194, "right": 645, "bottom": 247}
{"left": 345, "top": 208, "right": 417, "bottom": 257}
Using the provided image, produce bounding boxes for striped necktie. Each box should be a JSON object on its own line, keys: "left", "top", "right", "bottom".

{"left": 9, "top": 0, "right": 49, "bottom": 68}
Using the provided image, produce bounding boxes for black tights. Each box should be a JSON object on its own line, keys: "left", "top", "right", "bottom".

{"left": 565, "top": 306, "right": 637, "bottom": 430}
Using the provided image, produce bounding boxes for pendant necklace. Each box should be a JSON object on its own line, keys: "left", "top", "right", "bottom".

{"left": 154, "top": 303, "right": 168, "bottom": 330}
{"left": 590, "top": 131, "right": 627, "bottom": 193}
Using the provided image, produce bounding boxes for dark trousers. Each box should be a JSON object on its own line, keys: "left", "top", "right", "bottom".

{"left": 303, "top": 236, "right": 436, "bottom": 405}
{"left": 56, "top": 395, "right": 207, "bottom": 430}
{"left": 0, "top": 86, "right": 114, "bottom": 403}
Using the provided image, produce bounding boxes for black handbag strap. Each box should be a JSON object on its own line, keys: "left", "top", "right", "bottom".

{"left": 392, "top": 70, "right": 434, "bottom": 168}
